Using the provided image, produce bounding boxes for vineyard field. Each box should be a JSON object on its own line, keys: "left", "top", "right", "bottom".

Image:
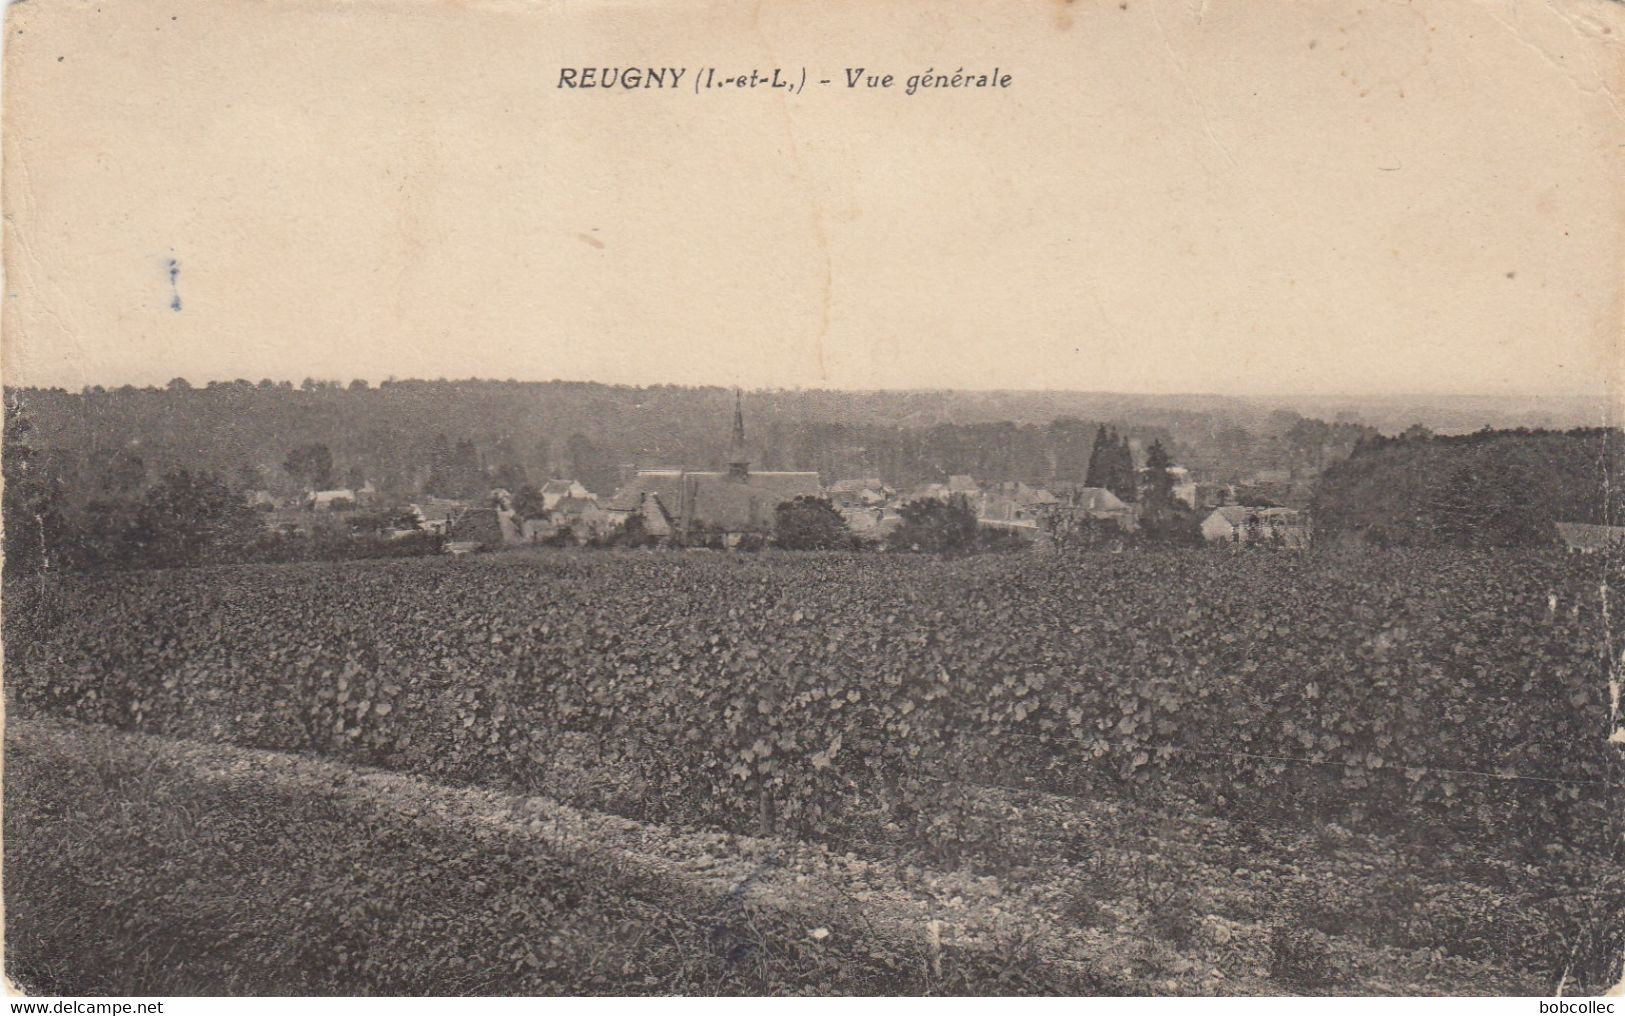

{"left": 5, "top": 546, "right": 1623, "bottom": 991}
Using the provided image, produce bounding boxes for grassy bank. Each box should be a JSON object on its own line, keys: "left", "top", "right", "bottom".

{"left": 3, "top": 717, "right": 1121, "bottom": 995}
{"left": 10, "top": 716, "right": 1612, "bottom": 995}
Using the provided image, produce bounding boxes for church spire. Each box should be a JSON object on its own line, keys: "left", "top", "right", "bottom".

{"left": 727, "top": 388, "right": 750, "bottom": 480}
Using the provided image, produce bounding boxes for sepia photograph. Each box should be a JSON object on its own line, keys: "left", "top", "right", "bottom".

{"left": 2, "top": 0, "right": 1623, "bottom": 1000}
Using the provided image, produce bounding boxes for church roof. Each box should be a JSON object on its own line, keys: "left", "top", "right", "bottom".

{"left": 605, "top": 468, "right": 822, "bottom": 532}
{"left": 604, "top": 471, "right": 687, "bottom": 512}
{"left": 685, "top": 472, "right": 822, "bottom": 533}
{"left": 602, "top": 397, "right": 820, "bottom": 536}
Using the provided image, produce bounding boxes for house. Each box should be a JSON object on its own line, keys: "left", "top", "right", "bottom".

{"left": 841, "top": 505, "right": 902, "bottom": 543}
{"left": 828, "top": 477, "right": 892, "bottom": 510}
{"left": 602, "top": 392, "right": 822, "bottom": 547}
{"left": 263, "top": 507, "right": 311, "bottom": 537}
{"left": 601, "top": 484, "right": 671, "bottom": 529}
{"left": 605, "top": 491, "right": 677, "bottom": 541}
{"left": 1044, "top": 485, "right": 1136, "bottom": 537}
{"left": 983, "top": 481, "right": 1060, "bottom": 518}
{"left": 603, "top": 469, "right": 687, "bottom": 527}
{"left": 1202, "top": 506, "right": 1310, "bottom": 548}
{"left": 549, "top": 496, "right": 612, "bottom": 543}
{"left": 898, "top": 476, "right": 984, "bottom": 506}
{"left": 1020, "top": 485, "right": 1060, "bottom": 510}
{"left": 979, "top": 493, "right": 1048, "bottom": 526}
{"left": 596, "top": 489, "right": 677, "bottom": 541}
{"left": 307, "top": 488, "right": 358, "bottom": 512}
{"left": 1195, "top": 483, "right": 1235, "bottom": 510}
{"left": 1202, "top": 506, "right": 1251, "bottom": 543}
{"left": 1068, "top": 486, "right": 1135, "bottom": 526}
{"left": 1139, "top": 466, "right": 1198, "bottom": 508}
{"left": 1236, "top": 475, "right": 1315, "bottom": 510}
{"left": 408, "top": 498, "right": 471, "bottom": 536}
{"left": 522, "top": 496, "right": 610, "bottom": 544}
{"left": 1166, "top": 467, "right": 1198, "bottom": 509}
{"left": 1071, "top": 486, "right": 1128, "bottom": 512}
{"left": 497, "top": 509, "right": 525, "bottom": 545}
{"left": 245, "top": 489, "right": 278, "bottom": 511}
{"left": 905, "top": 482, "right": 953, "bottom": 504}
{"left": 978, "top": 494, "right": 1023, "bottom": 524}
{"left": 539, "top": 479, "right": 593, "bottom": 512}
{"left": 1555, "top": 522, "right": 1625, "bottom": 554}
{"left": 446, "top": 506, "right": 505, "bottom": 550}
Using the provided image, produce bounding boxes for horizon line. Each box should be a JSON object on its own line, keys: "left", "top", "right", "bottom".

{"left": 1, "top": 375, "right": 1612, "bottom": 405}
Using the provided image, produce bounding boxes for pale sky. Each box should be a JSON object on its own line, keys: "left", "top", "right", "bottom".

{"left": 3, "top": 0, "right": 1622, "bottom": 398}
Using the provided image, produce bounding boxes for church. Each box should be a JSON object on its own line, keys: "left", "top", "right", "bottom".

{"left": 602, "top": 392, "right": 823, "bottom": 548}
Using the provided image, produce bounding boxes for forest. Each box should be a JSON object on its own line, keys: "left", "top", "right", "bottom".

{"left": 1312, "top": 427, "right": 1624, "bottom": 546}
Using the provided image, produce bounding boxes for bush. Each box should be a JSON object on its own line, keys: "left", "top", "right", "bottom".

{"left": 1314, "top": 428, "right": 1623, "bottom": 547}
{"left": 1136, "top": 506, "right": 1203, "bottom": 547}
{"left": 974, "top": 527, "right": 1031, "bottom": 554}
{"left": 773, "top": 496, "right": 850, "bottom": 551}
{"left": 887, "top": 495, "right": 979, "bottom": 554}
{"left": 238, "top": 530, "right": 445, "bottom": 564}
{"left": 606, "top": 512, "right": 656, "bottom": 548}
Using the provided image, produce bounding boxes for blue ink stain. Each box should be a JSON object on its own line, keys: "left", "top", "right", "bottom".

{"left": 165, "top": 257, "right": 181, "bottom": 311}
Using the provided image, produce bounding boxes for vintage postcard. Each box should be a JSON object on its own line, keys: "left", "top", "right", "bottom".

{"left": 2, "top": 0, "right": 1622, "bottom": 1000}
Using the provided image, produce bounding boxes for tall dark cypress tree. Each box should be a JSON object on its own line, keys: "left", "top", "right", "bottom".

{"left": 1141, "top": 440, "right": 1175, "bottom": 510}
{"left": 1084, "top": 425, "right": 1112, "bottom": 488}
{"left": 1107, "top": 431, "right": 1137, "bottom": 502}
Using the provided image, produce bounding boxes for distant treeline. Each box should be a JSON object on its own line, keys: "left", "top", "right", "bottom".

{"left": 1313, "top": 427, "right": 1623, "bottom": 546}
{"left": 8, "top": 380, "right": 1614, "bottom": 567}
{"left": 3, "top": 379, "right": 1377, "bottom": 504}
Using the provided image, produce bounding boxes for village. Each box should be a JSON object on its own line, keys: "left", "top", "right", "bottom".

{"left": 248, "top": 395, "right": 1315, "bottom": 556}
